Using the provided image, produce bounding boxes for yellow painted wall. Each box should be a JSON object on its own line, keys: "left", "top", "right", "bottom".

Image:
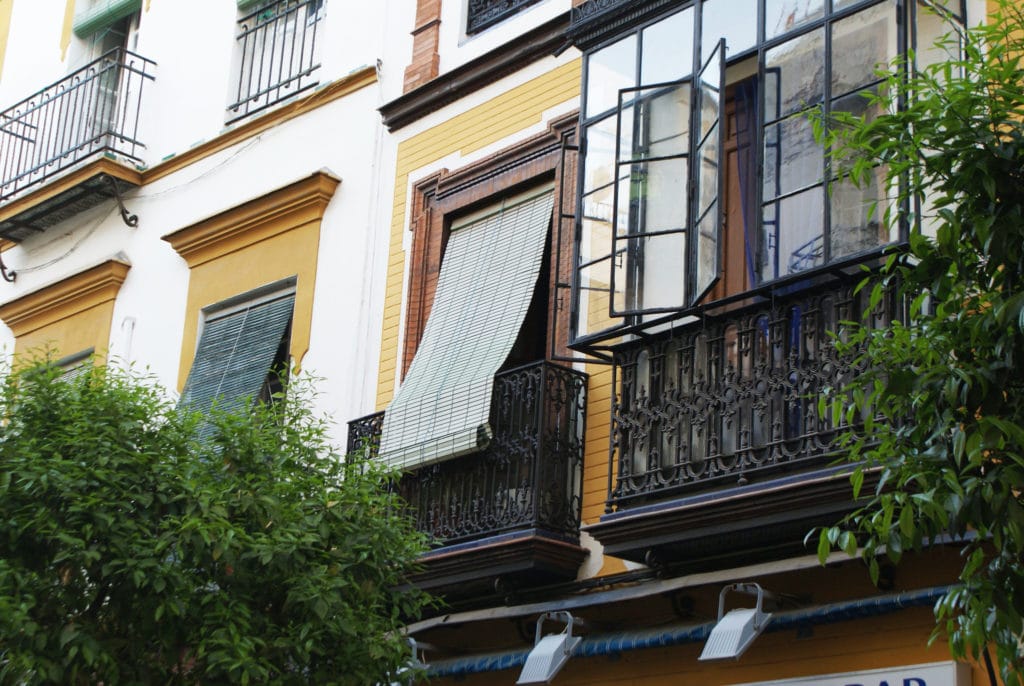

{"left": 60, "top": 0, "right": 74, "bottom": 60}
{"left": 0, "top": 0, "right": 13, "bottom": 80}
{"left": 376, "top": 58, "right": 581, "bottom": 412}
{"left": 175, "top": 222, "right": 320, "bottom": 392}
{"left": 0, "top": 259, "right": 130, "bottom": 365}
{"left": 14, "top": 303, "right": 114, "bottom": 359}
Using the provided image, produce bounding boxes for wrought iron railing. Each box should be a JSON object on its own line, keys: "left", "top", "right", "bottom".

{"left": 228, "top": 0, "right": 323, "bottom": 122}
{"left": 347, "top": 361, "right": 588, "bottom": 546}
{"left": 0, "top": 48, "right": 154, "bottom": 203}
{"left": 608, "top": 279, "right": 901, "bottom": 511}
{"left": 467, "top": 0, "right": 542, "bottom": 34}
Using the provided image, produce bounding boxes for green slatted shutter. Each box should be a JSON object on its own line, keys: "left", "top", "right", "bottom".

{"left": 72, "top": 0, "right": 142, "bottom": 39}
{"left": 378, "top": 189, "right": 554, "bottom": 471}
{"left": 180, "top": 292, "right": 294, "bottom": 432}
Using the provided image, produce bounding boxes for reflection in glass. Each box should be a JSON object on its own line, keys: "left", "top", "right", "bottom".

{"left": 617, "top": 158, "right": 688, "bottom": 237}
{"left": 642, "top": 7, "right": 694, "bottom": 84}
{"left": 764, "top": 29, "right": 824, "bottom": 121}
{"left": 915, "top": 2, "right": 961, "bottom": 74}
{"left": 701, "top": 0, "right": 756, "bottom": 59}
{"left": 586, "top": 34, "right": 637, "bottom": 118}
{"left": 831, "top": 2, "right": 895, "bottom": 99}
{"left": 762, "top": 186, "right": 825, "bottom": 280}
{"left": 584, "top": 116, "right": 628, "bottom": 194}
{"left": 621, "top": 232, "right": 688, "bottom": 312}
{"left": 762, "top": 115, "right": 822, "bottom": 199}
{"left": 830, "top": 165, "right": 893, "bottom": 259}
{"left": 765, "top": 0, "right": 824, "bottom": 40}
{"left": 619, "top": 84, "right": 690, "bottom": 162}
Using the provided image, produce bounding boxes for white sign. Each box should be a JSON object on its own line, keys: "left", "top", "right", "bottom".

{"left": 728, "top": 661, "right": 971, "bottom": 686}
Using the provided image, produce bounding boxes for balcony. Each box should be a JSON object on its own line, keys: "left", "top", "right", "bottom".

{"left": 348, "top": 361, "right": 588, "bottom": 598}
{"left": 466, "top": 0, "right": 543, "bottom": 34}
{"left": 586, "top": 277, "right": 901, "bottom": 567}
{"left": 0, "top": 48, "right": 154, "bottom": 242}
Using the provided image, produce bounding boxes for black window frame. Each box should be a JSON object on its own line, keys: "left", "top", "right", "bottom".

{"left": 567, "top": 0, "right": 967, "bottom": 351}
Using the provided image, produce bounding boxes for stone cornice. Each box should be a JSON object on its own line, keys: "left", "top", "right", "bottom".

{"left": 162, "top": 170, "right": 340, "bottom": 268}
{"left": 0, "top": 257, "right": 131, "bottom": 337}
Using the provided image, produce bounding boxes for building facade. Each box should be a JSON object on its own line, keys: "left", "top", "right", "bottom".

{"left": 0, "top": 0, "right": 1008, "bottom": 684}
{"left": 363, "top": 0, "right": 1001, "bottom": 684}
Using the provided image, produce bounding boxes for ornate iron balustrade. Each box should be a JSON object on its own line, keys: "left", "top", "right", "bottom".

{"left": 467, "top": 0, "right": 543, "bottom": 34}
{"left": 0, "top": 48, "right": 154, "bottom": 203}
{"left": 347, "top": 361, "right": 588, "bottom": 546}
{"left": 347, "top": 409, "right": 384, "bottom": 458}
{"left": 608, "top": 279, "right": 901, "bottom": 511}
{"left": 228, "top": 0, "right": 323, "bottom": 122}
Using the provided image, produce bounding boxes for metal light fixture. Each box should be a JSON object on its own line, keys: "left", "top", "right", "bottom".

{"left": 516, "top": 611, "right": 581, "bottom": 685}
{"left": 698, "top": 582, "right": 773, "bottom": 661}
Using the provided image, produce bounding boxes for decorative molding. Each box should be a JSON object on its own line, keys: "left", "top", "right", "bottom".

{"left": 401, "top": 112, "right": 578, "bottom": 376}
{"left": 0, "top": 257, "right": 131, "bottom": 337}
{"left": 567, "top": 0, "right": 679, "bottom": 50}
{"left": 162, "top": 170, "right": 340, "bottom": 268}
{"left": 381, "top": 15, "right": 571, "bottom": 132}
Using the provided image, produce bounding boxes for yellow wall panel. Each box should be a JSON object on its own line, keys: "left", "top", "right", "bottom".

{"left": 376, "top": 58, "right": 582, "bottom": 410}
{"left": 0, "top": 0, "right": 13, "bottom": 81}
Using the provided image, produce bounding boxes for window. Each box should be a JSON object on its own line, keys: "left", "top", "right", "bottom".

{"left": 466, "top": 0, "right": 544, "bottom": 34}
{"left": 571, "top": 0, "right": 965, "bottom": 346}
{"left": 228, "top": 0, "right": 325, "bottom": 122}
{"left": 179, "top": 285, "right": 295, "bottom": 427}
{"left": 379, "top": 189, "right": 554, "bottom": 470}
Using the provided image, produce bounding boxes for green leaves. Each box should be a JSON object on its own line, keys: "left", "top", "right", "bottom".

{"left": 0, "top": 362, "right": 430, "bottom": 685}
{"left": 808, "top": 2, "right": 1024, "bottom": 683}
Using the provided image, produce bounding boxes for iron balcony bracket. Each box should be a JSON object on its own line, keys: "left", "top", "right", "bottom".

{"left": 104, "top": 173, "right": 139, "bottom": 228}
{"left": 0, "top": 250, "right": 15, "bottom": 282}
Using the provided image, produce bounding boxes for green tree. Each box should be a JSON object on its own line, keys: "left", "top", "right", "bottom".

{"left": 811, "top": 4, "right": 1024, "bottom": 683}
{"left": 0, "top": 360, "right": 429, "bottom": 685}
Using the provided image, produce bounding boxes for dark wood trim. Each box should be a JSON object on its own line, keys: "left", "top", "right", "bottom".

{"left": 381, "top": 14, "right": 572, "bottom": 132}
{"left": 408, "top": 532, "right": 588, "bottom": 599}
{"left": 585, "top": 469, "right": 880, "bottom": 568}
{"left": 400, "top": 111, "right": 579, "bottom": 378}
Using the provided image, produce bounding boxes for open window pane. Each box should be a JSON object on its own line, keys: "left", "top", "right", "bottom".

{"left": 617, "top": 83, "right": 690, "bottom": 162}
{"left": 584, "top": 115, "right": 627, "bottom": 194}
{"left": 613, "top": 157, "right": 688, "bottom": 313}
{"left": 692, "top": 39, "right": 725, "bottom": 303}
{"left": 615, "top": 232, "right": 688, "bottom": 312}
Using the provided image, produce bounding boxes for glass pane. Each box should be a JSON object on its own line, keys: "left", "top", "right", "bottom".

{"left": 576, "top": 257, "right": 618, "bottom": 336}
{"left": 619, "top": 83, "right": 690, "bottom": 161}
{"left": 696, "top": 132, "right": 719, "bottom": 217}
{"left": 642, "top": 7, "right": 694, "bottom": 84}
{"left": 764, "top": 28, "right": 825, "bottom": 121}
{"left": 617, "top": 158, "right": 688, "bottom": 237}
{"left": 697, "top": 49, "right": 721, "bottom": 143}
{"left": 765, "top": 0, "right": 824, "bottom": 40}
{"left": 915, "top": 2, "right": 962, "bottom": 74}
{"left": 587, "top": 34, "right": 637, "bottom": 118}
{"left": 830, "top": 165, "right": 894, "bottom": 259}
{"left": 615, "top": 232, "right": 688, "bottom": 312}
{"left": 701, "top": 0, "right": 757, "bottom": 60}
{"left": 579, "top": 193, "right": 616, "bottom": 265}
{"left": 761, "top": 186, "right": 825, "bottom": 280}
{"left": 831, "top": 1, "right": 896, "bottom": 99}
{"left": 584, "top": 116, "right": 627, "bottom": 194}
{"left": 762, "top": 114, "right": 822, "bottom": 200}
{"left": 695, "top": 199, "right": 719, "bottom": 297}
{"left": 830, "top": 86, "right": 885, "bottom": 168}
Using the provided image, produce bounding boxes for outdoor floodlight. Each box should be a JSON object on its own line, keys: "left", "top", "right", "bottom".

{"left": 516, "top": 611, "right": 581, "bottom": 685}
{"left": 698, "top": 582, "right": 773, "bottom": 661}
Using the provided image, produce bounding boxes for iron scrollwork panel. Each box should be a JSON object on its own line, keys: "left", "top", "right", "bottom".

{"left": 609, "top": 281, "right": 897, "bottom": 510}
{"left": 346, "top": 362, "right": 587, "bottom": 546}
{"left": 467, "top": 0, "right": 543, "bottom": 34}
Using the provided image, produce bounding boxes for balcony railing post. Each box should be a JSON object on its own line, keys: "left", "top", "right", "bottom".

{"left": 0, "top": 48, "right": 154, "bottom": 204}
